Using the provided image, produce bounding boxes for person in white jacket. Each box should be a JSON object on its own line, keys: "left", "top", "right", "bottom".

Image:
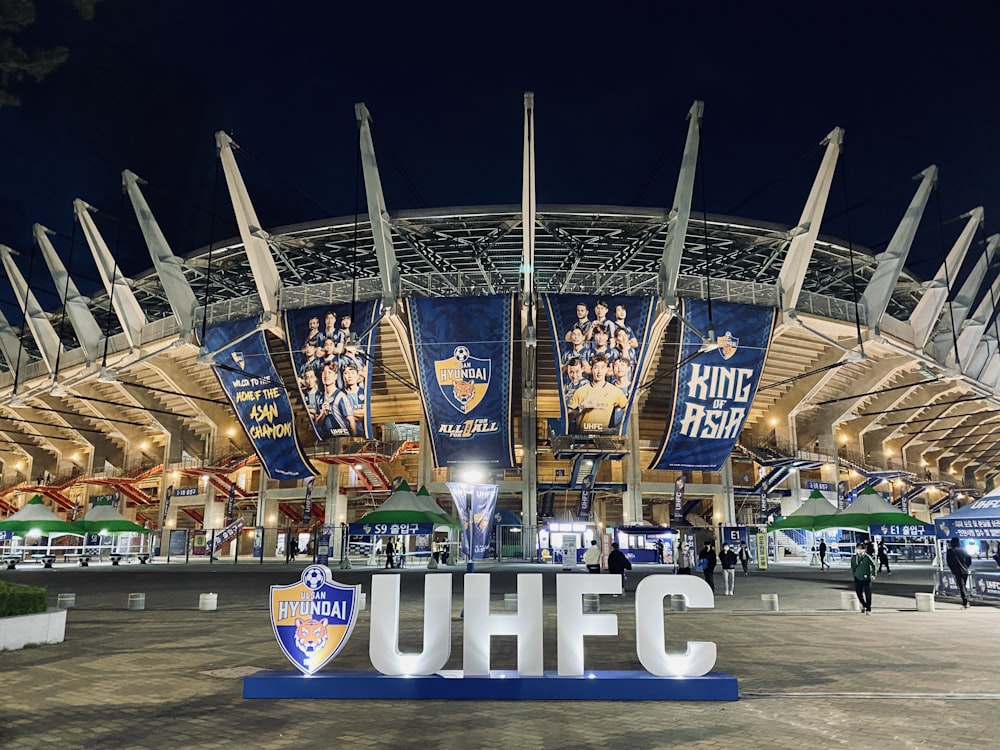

{"left": 583, "top": 539, "right": 602, "bottom": 573}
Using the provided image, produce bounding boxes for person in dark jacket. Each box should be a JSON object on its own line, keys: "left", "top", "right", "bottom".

{"left": 850, "top": 541, "right": 877, "bottom": 614}
{"left": 607, "top": 542, "right": 632, "bottom": 595}
{"left": 698, "top": 542, "right": 717, "bottom": 592}
{"left": 738, "top": 541, "right": 751, "bottom": 576}
{"left": 818, "top": 538, "right": 829, "bottom": 570}
{"left": 946, "top": 537, "right": 973, "bottom": 608}
{"left": 877, "top": 544, "right": 891, "bottom": 575}
{"left": 720, "top": 543, "right": 738, "bottom": 595}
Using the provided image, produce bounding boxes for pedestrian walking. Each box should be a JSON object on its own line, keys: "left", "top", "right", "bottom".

{"left": 607, "top": 542, "right": 632, "bottom": 595}
{"left": 698, "top": 542, "right": 717, "bottom": 593}
{"left": 850, "top": 541, "right": 876, "bottom": 614}
{"left": 945, "top": 537, "right": 972, "bottom": 608}
{"left": 720, "top": 543, "right": 737, "bottom": 595}
{"left": 738, "top": 541, "right": 751, "bottom": 576}
{"left": 583, "top": 539, "right": 602, "bottom": 573}
{"left": 877, "top": 543, "right": 891, "bottom": 575}
{"left": 677, "top": 540, "right": 695, "bottom": 575}
{"left": 384, "top": 539, "right": 395, "bottom": 569}
{"left": 818, "top": 538, "right": 830, "bottom": 570}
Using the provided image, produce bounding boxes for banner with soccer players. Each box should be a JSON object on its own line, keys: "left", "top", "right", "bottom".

{"left": 406, "top": 295, "right": 516, "bottom": 468}
{"left": 542, "top": 293, "right": 656, "bottom": 435}
{"left": 202, "top": 316, "right": 316, "bottom": 480}
{"left": 283, "top": 300, "right": 381, "bottom": 440}
{"left": 650, "top": 298, "right": 776, "bottom": 471}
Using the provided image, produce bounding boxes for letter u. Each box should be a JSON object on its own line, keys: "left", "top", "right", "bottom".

{"left": 369, "top": 573, "right": 452, "bottom": 675}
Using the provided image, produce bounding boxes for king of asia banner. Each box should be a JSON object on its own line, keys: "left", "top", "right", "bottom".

{"left": 650, "top": 298, "right": 776, "bottom": 471}
{"left": 202, "top": 316, "right": 315, "bottom": 480}
{"left": 542, "top": 293, "right": 656, "bottom": 435}
{"left": 283, "top": 300, "right": 381, "bottom": 440}
{"left": 406, "top": 295, "right": 515, "bottom": 468}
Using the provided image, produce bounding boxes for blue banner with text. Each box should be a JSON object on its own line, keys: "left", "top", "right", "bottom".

{"left": 407, "top": 295, "right": 515, "bottom": 467}
{"left": 650, "top": 298, "right": 776, "bottom": 471}
{"left": 203, "top": 316, "right": 315, "bottom": 480}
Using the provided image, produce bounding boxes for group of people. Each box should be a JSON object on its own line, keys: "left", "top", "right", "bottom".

{"left": 583, "top": 540, "right": 633, "bottom": 595}
{"left": 673, "top": 540, "right": 752, "bottom": 596}
{"left": 819, "top": 538, "right": 893, "bottom": 575}
{"left": 295, "top": 311, "right": 368, "bottom": 438}
{"left": 560, "top": 300, "right": 641, "bottom": 433}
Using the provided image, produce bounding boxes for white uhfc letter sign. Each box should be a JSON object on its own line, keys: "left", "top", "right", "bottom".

{"left": 368, "top": 573, "right": 717, "bottom": 678}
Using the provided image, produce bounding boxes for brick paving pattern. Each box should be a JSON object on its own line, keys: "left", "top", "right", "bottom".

{"left": 1, "top": 559, "right": 997, "bottom": 749}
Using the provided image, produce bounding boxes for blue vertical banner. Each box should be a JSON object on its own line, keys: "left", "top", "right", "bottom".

{"left": 650, "top": 298, "right": 776, "bottom": 471}
{"left": 283, "top": 300, "right": 381, "bottom": 440}
{"left": 202, "top": 316, "right": 316, "bottom": 480}
{"left": 447, "top": 482, "right": 499, "bottom": 559}
{"left": 225, "top": 481, "right": 237, "bottom": 525}
{"left": 161, "top": 484, "right": 173, "bottom": 527}
{"left": 302, "top": 477, "right": 315, "bottom": 524}
{"left": 406, "top": 295, "right": 516, "bottom": 467}
{"left": 578, "top": 476, "right": 594, "bottom": 520}
{"left": 674, "top": 475, "right": 686, "bottom": 521}
{"left": 542, "top": 294, "right": 656, "bottom": 435}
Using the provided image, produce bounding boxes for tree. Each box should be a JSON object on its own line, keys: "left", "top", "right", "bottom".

{"left": 0, "top": 0, "right": 103, "bottom": 107}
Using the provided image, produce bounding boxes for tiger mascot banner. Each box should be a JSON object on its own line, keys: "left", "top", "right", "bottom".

{"left": 649, "top": 298, "right": 776, "bottom": 471}
{"left": 405, "top": 295, "right": 516, "bottom": 468}
{"left": 542, "top": 293, "right": 656, "bottom": 436}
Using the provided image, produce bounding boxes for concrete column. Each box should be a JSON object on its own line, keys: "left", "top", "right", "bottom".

{"left": 620, "top": 417, "right": 643, "bottom": 524}
{"left": 418, "top": 421, "right": 434, "bottom": 489}
{"left": 720, "top": 457, "right": 736, "bottom": 524}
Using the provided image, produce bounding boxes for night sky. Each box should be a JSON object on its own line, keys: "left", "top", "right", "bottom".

{"left": 1, "top": 1, "right": 999, "bottom": 318}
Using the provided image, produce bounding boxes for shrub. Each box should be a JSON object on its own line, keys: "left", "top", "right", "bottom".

{"left": 0, "top": 580, "right": 47, "bottom": 617}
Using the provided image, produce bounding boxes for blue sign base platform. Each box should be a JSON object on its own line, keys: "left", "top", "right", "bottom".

{"left": 243, "top": 669, "right": 738, "bottom": 701}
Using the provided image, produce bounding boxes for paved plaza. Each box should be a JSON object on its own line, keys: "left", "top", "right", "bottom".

{"left": 1, "top": 558, "right": 997, "bottom": 750}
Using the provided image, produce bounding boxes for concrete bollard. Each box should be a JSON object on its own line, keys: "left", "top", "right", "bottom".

{"left": 669, "top": 593, "right": 688, "bottom": 613}
{"left": 761, "top": 593, "right": 779, "bottom": 612}
{"left": 841, "top": 591, "right": 861, "bottom": 612}
{"left": 57, "top": 593, "right": 76, "bottom": 609}
{"left": 198, "top": 593, "right": 218, "bottom": 611}
{"left": 582, "top": 593, "right": 600, "bottom": 613}
{"left": 127, "top": 592, "right": 146, "bottom": 611}
{"left": 503, "top": 593, "right": 518, "bottom": 612}
{"left": 915, "top": 592, "right": 935, "bottom": 612}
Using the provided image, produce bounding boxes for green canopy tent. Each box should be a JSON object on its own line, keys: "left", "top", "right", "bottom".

{"left": 347, "top": 481, "right": 459, "bottom": 566}
{"left": 80, "top": 500, "right": 150, "bottom": 535}
{"left": 767, "top": 489, "right": 839, "bottom": 532}
{"left": 0, "top": 495, "right": 85, "bottom": 537}
{"left": 827, "top": 485, "right": 927, "bottom": 530}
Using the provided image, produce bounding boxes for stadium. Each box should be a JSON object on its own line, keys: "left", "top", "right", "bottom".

{"left": 0, "top": 96, "right": 994, "bottom": 562}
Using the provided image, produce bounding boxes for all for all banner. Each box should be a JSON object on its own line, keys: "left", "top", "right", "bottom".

{"left": 650, "top": 298, "right": 776, "bottom": 471}
{"left": 447, "top": 482, "right": 499, "bottom": 560}
{"left": 542, "top": 293, "right": 655, "bottom": 436}
{"left": 283, "top": 300, "right": 381, "bottom": 440}
{"left": 406, "top": 295, "right": 516, "bottom": 467}
{"left": 202, "top": 316, "right": 315, "bottom": 481}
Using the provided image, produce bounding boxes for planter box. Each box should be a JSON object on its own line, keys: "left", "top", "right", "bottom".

{"left": 0, "top": 608, "right": 67, "bottom": 651}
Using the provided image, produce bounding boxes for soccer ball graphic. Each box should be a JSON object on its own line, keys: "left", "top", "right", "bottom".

{"left": 302, "top": 565, "right": 328, "bottom": 590}
{"left": 454, "top": 346, "right": 470, "bottom": 362}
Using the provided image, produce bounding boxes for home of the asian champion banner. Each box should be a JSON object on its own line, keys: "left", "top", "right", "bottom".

{"left": 650, "top": 298, "right": 776, "bottom": 472}
{"left": 201, "top": 316, "right": 316, "bottom": 480}
{"left": 406, "top": 295, "right": 516, "bottom": 468}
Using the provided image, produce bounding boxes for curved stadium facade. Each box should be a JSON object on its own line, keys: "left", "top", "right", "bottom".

{"left": 0, "top": 99, "right": 992, "bottom": 556}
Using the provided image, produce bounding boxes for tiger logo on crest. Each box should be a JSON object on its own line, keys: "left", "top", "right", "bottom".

{"left": 435, "top": 345, "right": 492, "bottom": 414}
{"left": 270, "top": 565, "right": 361, "bottom": 675}
{"left": 453, "top": 379, "right": 476, "bottom": 405}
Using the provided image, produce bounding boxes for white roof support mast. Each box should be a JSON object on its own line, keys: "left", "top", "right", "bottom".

{"left": 659, "top": 100, "right": 703, "bottom": 304}
{"left": 860, "top": 166, "right": 937, "bottom": 335}
{"left": 777, "top": 128, "right": 843, "bottom": 314}
{"left": 908, "top": 205, "right": 983, "bottom": 350}
{"left": 33, "top": 223, "right": 103, "bottom": 364}
{"left": 0, "top": 245, "right": 61, "bottom": 375}
{"left": 216, "top": 131, "right": 282, "bottom": 330}
{"left": 122, "top": 170, "right": 199, "bottom": 340}
{"left": 74, "top": 200, "right": 148, "bottom": 351}
{"left": 520, "top": 91, "right": 538, "bottom": 529}
{"left": 929, "top": 229, "right": 996, "bottom": 364}
{"left": 356, "top": 103, "right": 401, "bottom": 318}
